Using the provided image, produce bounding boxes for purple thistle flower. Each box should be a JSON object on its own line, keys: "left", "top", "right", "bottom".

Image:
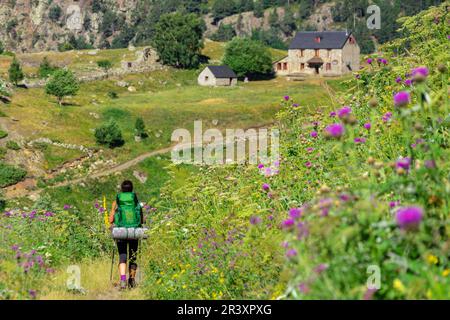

{"left": 394, "top": 91, "right": 411, "bottom": 108}
{"left": 396, "top": 157, "right": 411, "bottom": 171}
{"left": 329, "top": 111, "right": 337, "bottom": 117}
{"left": 11, "top": 244, "right": 19, "bottom": 251}
{"left": 289, "top": 207, "right": 303, "bottom": 219}
{"left": 4, "top": 211, "right": 12, "bottom": 217}
{"left": 257, "top": 163, "right": 264, "bottom": 169}
{"left": 404, "top": 79, "right": 412, "bottom": 86}
{"left": 389, "top": 201, "right": 400, "bottom": 208}
{"left": 412, "top": 66, "right": 429, "bottom": 78}
{"left": 305, "top": 161, "right": 312, "bottom": 168}
{"left": 382, "top": 112, "right": 393, "bottom": 122}
{"left": 367, "top": 58, "right": 373, "bottom": 64}
{"left": 63, "top": 204, "right": 71, "bottom": 210}
{"left": 284, "top": 95, "right": 290, "bottom": 101}
{"left": 292, "top": 103, "right": 299, "bottom": 108}
{"left": 425, "top": 160, "right": 436, "bottom": 169}
{"left": 354, "top": 137, "right": 366, "bottom": 144}
{"left": 363, "top": 288, "right": 378, "bottom": 300}
{"left": 262, "top": 183, "right": 270, "bottom": 192}
{"left": 337, "top": 106, "right": 352, "bottom": 118}
{"left": 29, "top": 290, "right": 37, "bottom": 299}
{"left": 286, "top": 249, "right": 298, "bottom": 258}
{"left": 298, "top": 283, "right": 310, "bottom": 294}
{"left": 281, "top": 218, "right": 295, "bottom": 229}
{"left": 325, "top": 123, "right": 345, "bottom": 138}
{"left": 44, "top": 211, "right": 54, "bottom": 217}
{"left": 364, "top": 123, "right": 371, "bottom": 130}
{"left": 313, "top": 263, "right": 329, "bottom": 274}
{"left": 310, "top": 131, "right": 318, "bottom": 138}
{"left": 306, "top": 147, "right": 314, "bottom": 153}
{"left": 381, "top": 59, "right": 387, "bottom": 65}
{"left": 396, "top": 206, "right": 423, "bottom": 230}
{"left": 395, "top": 76, "right": 402, "bottom": 83}
{"left": 250, "top": 216, "right": 262, "bottom": 225}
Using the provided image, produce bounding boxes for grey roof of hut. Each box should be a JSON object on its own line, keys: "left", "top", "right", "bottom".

{"left": 207, "top": 65, "right": 238, "bottom": 78}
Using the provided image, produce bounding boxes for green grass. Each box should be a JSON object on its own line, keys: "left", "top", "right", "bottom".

{"left": 4, "top": 69, "right": 333, "bottom": 164}
{"left": 41, "top": 145, "right": 85, "bottom": 171}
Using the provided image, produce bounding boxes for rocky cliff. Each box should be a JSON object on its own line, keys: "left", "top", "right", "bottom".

{"left": 0, "top": 0, "right": 334, "bottom": 53}
{"left": 0, "top": 0, "right": 138, "bottom": 53}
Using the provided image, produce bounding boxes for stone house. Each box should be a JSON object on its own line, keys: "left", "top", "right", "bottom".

{"left": 198, "top": 66, "right": 238, "bottom": 87}
{"left": 274, "top": 31, "right": 360, "bottom": 77}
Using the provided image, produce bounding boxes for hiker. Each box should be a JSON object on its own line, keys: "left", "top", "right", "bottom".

{"left": 109, "top": 180, "right": 144, "bottom": 290}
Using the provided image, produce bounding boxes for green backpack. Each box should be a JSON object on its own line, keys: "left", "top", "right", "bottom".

{"left": 114, "top": 192, "right": 142, "bottom": 228}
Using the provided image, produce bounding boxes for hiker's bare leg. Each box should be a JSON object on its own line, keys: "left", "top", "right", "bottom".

{"left": 119, "top": 263, "right": 126, "bottom": 276}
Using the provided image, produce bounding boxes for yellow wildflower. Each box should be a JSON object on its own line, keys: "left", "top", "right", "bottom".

{"left": 182, "top": 285, "right": 187, "bottom": 289}
{"left": 426, "top": 254, "right": 439, "bottom": 265}
{"left": 219, "top": 278, "right": 225, "bottom": 284}
{"left": 426, "top": 290, "right": 432, "bottom": 299}
{"left": 442, "top": 269, "right": 450, "bottom": 277}
{"left": 393, "top": 279, "right": 405, "bottom": 293}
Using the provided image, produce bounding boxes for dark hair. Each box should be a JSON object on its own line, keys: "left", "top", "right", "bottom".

{"left": 121, "top": 180, "right": 133, "bottom": 193}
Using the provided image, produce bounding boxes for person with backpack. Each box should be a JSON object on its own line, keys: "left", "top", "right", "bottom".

{"left": 109, "top": 180, "right": 144, "bottom": 290}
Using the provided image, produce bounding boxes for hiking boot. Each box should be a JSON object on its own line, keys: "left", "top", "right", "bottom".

{"left": 128, "top": 268, "right": 137, "bottom": 289}
{"left": 119, "top": 280, "right": 127, "bottom": 291}
{"left": 128, "top": 277, "right": 136, "bottom": 289}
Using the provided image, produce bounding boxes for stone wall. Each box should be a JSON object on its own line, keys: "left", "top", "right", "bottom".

{"left": 274, "top": 37, "right": 360, "bottom": 77}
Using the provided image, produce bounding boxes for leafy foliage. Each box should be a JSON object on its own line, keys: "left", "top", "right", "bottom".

{"left": 94, "top": 119, "right": 125, "bottom": 148}
{"left": 45, "top": 69, "right": 79, "bottom": 106}
{"left": 151, "top": 13, "right": 205, "bottom": 69}
{"left": 211, "top": 24, "right": 236, "bottom": 42}
{"left": 0, "top": 163, "right": 26, "bottom": 187}
{"left": 8, "top": 58, "right": 24, "bottom": 86}
{"left": 223, "top": 38, "right": 274, "bottom": 78}
{"left": 38, "top": 57, "right": 58, "bottom": 79}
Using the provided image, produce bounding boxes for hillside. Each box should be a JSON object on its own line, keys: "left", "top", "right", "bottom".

{"left": 0, "top": 2, "right": 448, "bottom": 301}
{"left": 0, "top": 1, "right": 445, "bottom": 54}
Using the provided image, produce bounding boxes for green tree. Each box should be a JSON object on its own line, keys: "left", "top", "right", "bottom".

{"left": 135, "top": 117, "right": 147, "bottom": 138}
{"left": 38, "top": 57, "right": 57, "bottom": 78}
{"left": 49, "top": 5, "right": 62, "bottom": 22}
{"left": 45, "top": 69, "right": 79, "bottom": 106}
{"left": 254, "top": 1, "right": 265, "bottom": 18}
{"left": 8, "top": 58, "right": 24, "bottom": 86}
{"left": 94, "top": 119, "right": 125, "bottom": 148}
{"left": 280, "top": 6, "right": 297, "bottom": 36}
{"left": 211, "top": 24, "right": 236, "bottom": 42}
{"left": 222, "top": 38, "right": 274, "bottom": 78}
{"left": 237, "top": 0, "right": 254, "bottom": 12}
{"left": 212, "top": 0, "right": 237, "bottom": 23}
{"left": 269, "top": 8, "right": 280, "bottom": 29}
{"left": 97, "top": 59, "right": 113, "bottom": 76}
{"left": 152, "top": 13, "right": 205, "bottom": 69}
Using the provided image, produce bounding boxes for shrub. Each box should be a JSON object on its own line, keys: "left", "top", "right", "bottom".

{"left": 97, "top": 59, "right": 113, "bottom": 75}
{"left": 38, "top": 57, "right": 58, "bottom": 78}
{"left": 6, "top": 141, "right": 20, "bottom": 150}
{"left": 94, "top": 119, "right": 125, "bottom": 148}
{"left": 135, "top": 117, "right": 147, "bottom": 138}
{"left": 0, "top": 40, "right": 4, "bottom": 55}
{"left": 45, "top": 69, "right": 79, "bottom": 106}
{"left": 107, "top": 91, "right": 118, "bottom": 99}
{"left": 0, "top": 130, "right": 8, "bottom": 139}
{"left": 0, "top": 147, "right": 7, "bottom": 160}
{"left": 211, "top": 24, "right": 236, "bottom": 42}
{"left": 49, "top": 5, "right": 62, "bottom": 22}
{"left": 0, "top": 163, "right": 26, "bottom": 187}
{"left": 222, "top": 37, "right": 274, "bottom": 78}
{"left": 8, "top": 58, "right": 24, "bottom": 86}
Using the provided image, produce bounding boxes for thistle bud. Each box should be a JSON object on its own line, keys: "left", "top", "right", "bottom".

{"left": 437, "top": 63, "right": 447, "bottom": 73}
{"left": 368, "top": 98, "right": 378, "bottom": 108}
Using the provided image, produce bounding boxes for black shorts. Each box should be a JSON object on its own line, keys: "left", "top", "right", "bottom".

{"left": 116, "top": 240, "right": 139, "bottom": 268}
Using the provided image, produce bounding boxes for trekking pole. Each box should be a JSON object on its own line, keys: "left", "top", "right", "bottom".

{"left": 110, "top": 240, "right": 116, "bottom": 282}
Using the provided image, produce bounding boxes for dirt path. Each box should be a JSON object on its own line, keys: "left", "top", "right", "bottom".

{"left": 5, "top": 122, "right": 274, "bottom": 199}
